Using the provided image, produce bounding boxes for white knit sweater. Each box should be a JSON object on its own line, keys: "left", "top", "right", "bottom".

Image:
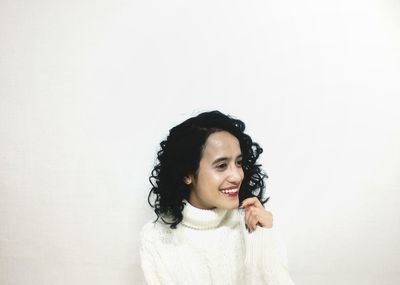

{"left": 140, "top": 201, "right": 295, "bottom": 285}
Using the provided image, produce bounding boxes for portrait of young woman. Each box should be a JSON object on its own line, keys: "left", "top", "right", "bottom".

{"left": 140, "top": 110, "right": 295, "bottom": 285}
{"left": 1, "top": 0, "right": 399, "bottom": 284}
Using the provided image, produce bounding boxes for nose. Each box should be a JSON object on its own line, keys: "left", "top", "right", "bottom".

{"left": 228, "top": 164, "right": 244, "bottom": 184}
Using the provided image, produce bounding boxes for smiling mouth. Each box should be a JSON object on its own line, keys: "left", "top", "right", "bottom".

{"left": 219, "top": 188, "right": 239, "bottom": 197}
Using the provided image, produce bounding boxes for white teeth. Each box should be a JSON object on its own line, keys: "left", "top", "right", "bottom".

{"left": 220, "top": 189, "right": 238, "bottom": 194}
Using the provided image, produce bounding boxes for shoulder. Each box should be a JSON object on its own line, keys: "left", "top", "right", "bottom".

{"left": 140, "top": 219, "right": 165, "bottom": 240}
{"left": 140, "top": 220, "right": 157, "bottom": 241}
{"left": 140, "top": 218, "right": 177, "bottom": 246}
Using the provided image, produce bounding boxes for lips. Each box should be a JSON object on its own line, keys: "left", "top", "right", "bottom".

{"left": 219, "top": 186, "right": 239, "bottom": 195}
{"left": 220, "top": 185, "right": 239, "bottom": 191}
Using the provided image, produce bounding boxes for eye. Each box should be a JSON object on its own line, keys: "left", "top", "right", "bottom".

{"left": 236, "top": 160, "right": 243, "bottom": 167}
{"left": 216, "top": 163, "right": 227, "bottom": 170}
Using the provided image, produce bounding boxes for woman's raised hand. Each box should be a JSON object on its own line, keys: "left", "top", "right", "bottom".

{"left": 240, "top": 197, "right": 273, "bottom": 233}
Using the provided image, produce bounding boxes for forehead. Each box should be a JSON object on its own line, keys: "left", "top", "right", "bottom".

{"left": 202, "top": 131, "right": 241, "bottom": 159}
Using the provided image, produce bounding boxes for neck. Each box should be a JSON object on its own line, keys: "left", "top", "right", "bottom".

{"left": 181, "top": 200, "right": 229, "bottom": 229}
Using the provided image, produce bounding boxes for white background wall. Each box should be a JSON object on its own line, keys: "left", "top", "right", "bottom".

{"left": 1, "top": 0, "right": 399, "bottom": 284}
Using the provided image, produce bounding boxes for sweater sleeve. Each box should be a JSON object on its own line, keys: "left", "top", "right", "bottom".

{"left": 240, "top": 211, "right": 295, "bottom": 285}
{"left": 140, "top": 223, "right": 175, "bottom": 285}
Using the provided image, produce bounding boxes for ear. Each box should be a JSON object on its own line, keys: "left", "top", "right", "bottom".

{"left": 183, "top": 176, "right": 192, "bottom": 185}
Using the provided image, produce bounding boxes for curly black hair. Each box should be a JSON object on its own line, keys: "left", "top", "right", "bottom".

{"left": 148, "top": 110, "right": 269, "bottom": 229}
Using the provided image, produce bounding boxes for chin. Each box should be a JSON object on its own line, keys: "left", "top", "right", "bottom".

{"left": 219, "top": 199, "right": 239, "bottom": 210}
{"left": 217, "top": 191, "right": 239, "bottom": 209}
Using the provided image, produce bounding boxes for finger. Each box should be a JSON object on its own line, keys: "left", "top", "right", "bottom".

{"left": 244, "top": 206, "right": 257, "bottom": 232}
{"left": 240, "top": 197, "right": 262, "bottom": 209}
{"left": 239, "top": 198, "right": 251, "bottom": 209}
{"left": 240, "top": 197, "right": 258, "bottom": 208}
{"left": 245, "top": 206, "right": 260, "bottom": 232}
{"left": 252, "top": 207, "right": 273, "bottom": 228}
{"left": 249, "top": 213, "right": 257, "bottom": 232}
{"left": 248, "top": 213, "right": 259, "bottom": 232}
{"left": 244, "top": 206, "right": 252, "bottom": 231}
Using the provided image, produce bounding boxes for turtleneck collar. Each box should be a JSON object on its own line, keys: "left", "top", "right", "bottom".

{"left": 181, "top": 200, "right": 229, "bottom": 230}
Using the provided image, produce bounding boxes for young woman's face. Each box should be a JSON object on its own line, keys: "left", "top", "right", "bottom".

{"left": 187, "top": 131, "right": 244, "bottom": 210}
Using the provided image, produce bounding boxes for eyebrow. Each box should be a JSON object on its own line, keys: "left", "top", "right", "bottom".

{"left": 212, "top": 154, "right": 243, "bottom": 165}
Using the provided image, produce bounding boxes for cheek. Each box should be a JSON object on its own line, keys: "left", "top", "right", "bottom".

{"left": 202, "top": 171, "right": 224, "bottom": 188}
{"left": 198, "top": 170, "right": 219, "bottom": 187}
{"left": 209, "top": 172, "right": 223, "bottom": 184}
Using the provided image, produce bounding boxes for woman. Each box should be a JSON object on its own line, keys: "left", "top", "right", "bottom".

{"left": 140, "top": 110, "right": 295, "bottom": 285}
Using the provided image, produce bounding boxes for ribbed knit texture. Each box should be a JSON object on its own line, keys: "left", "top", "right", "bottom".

{"left": 140, "top": 201, "right": 295, "bottom": 285}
